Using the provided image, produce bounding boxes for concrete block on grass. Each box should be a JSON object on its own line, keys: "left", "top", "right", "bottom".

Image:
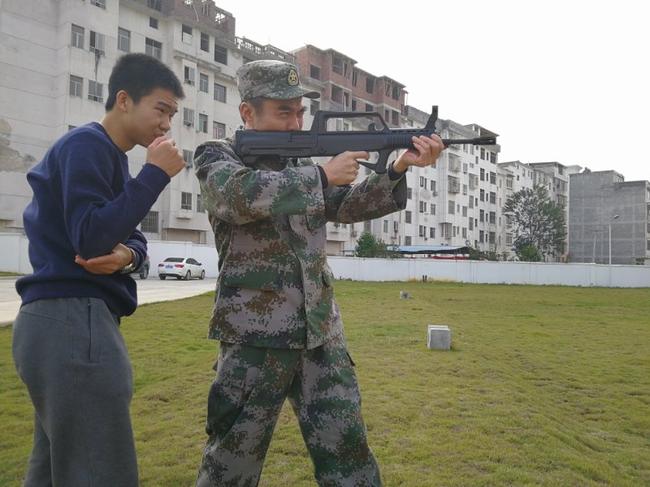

{"left": 427, "top": 324, "right": 451, "bottom": 350}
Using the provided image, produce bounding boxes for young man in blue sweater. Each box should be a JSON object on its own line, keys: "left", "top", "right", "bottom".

{"left": 12, "top": 53, "right": 185, "bottom": 487}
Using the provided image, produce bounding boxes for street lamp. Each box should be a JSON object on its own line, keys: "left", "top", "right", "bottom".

{"left": 608, "top": 214, "right": 620, "bottom": 265}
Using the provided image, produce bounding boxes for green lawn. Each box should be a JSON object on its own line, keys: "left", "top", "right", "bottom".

{"left": 1, "top": 282, "right": 649, "bottom": 486}
{"left": 0, "top": 272, "right": 20, "bottom": 277}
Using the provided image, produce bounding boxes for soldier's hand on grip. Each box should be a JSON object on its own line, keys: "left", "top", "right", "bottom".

{"left": 147, "top": 135, "right": 185, "bottom": 177}
{"left": 322, "top": 151, "right": 366, "bottom": 186}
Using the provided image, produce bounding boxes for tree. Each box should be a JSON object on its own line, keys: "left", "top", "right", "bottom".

{"left": 354, "top": 231, "right": 392, "bottom": 258}
{"left": 503, "top": 185, "right": 566, "bottom": 261}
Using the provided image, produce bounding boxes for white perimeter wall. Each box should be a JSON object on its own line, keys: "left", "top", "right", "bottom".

{"left": 2, "top": 234, "right": 649, "bottom": 288}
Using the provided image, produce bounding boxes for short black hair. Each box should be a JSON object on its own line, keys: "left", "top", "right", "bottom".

{"left": 239, "top": 96, "right": 266, "bottom": 123}
{"left": 105, "top": 53, "right": 184, "bottom": 110}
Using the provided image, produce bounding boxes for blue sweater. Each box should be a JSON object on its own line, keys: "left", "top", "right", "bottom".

{"left": 16, "top": 122, "right": 170, "bottom": 317}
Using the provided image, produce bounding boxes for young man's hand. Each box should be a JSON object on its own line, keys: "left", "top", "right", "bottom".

{"left": 147, "top": 136, "right": 185, "bottom": 177}
{"left": 393, "top": 134, "right": 445, "bottom": 174}
{"left": 322, "top": 151, "right": 368, "bottom": 186}
{"left": 75, "top": 243, "right": 133, "bottom": 275}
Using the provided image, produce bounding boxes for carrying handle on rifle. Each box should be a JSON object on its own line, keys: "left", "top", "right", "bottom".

{"left": 310, "top": 111, "right": 391, "bottom": 134}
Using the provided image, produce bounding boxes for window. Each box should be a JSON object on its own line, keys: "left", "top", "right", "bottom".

{"left": 383, "top": 220, "right": 388, "bottom": 233}
{"left": 213, "top": 83, "right": 226, "bottom": 102}
{"left": 117, "top": 27, "right": 130, "bottom": 52}
{"left": 310, "top": 64, "right": 321, "bottom": 80}
{"left": 71, "top": 24, "right": 84, "bottom": 48}
{"left": 469, "top": 218, "right": 474, "bottom": 231}
{"left": 213, "top": 121, "right": 226, "bottom": 139}
{"left": 181, "top": 192, "right": 192, "bottom": 210}
{"left": 430, "top": 180, "right": 436, "bottom": 193}
{"left": 419, "top": 201, "right": 427, "bottom": 213}
{"left": 419, "top": 176, "right": 426, "bottom": 188}
{"left": 430, "top": 204, "right": 436, "bottom": 215}
{"left": 489, "top": 232, "right": 496, "bottom": 244}
{"left": 182, "top": 150, "right": 193, "bottom": 167}
{"left": 183, "top": 108, "right": 194, "bottom": 127}
{"left": 391, "top": 110, "right": 399, "bottom": 126}
{"left": 430, "top": 227, "right": 435, "bottom": 238}
{"left": 200, "top": 32, "right": 209, "bottom": 51}
{"left": 490, "top": 171, "right": 496, "bottom": 184}
{"left": 407, "top": 188, "right": 412, "bottom": 199}
{"left": 480, "top": 210, "right": 485, "bottom": 222}
{"left": 480, "top": 189, "right": 485, "bottom": 202}
{"left": 331, "top": 85, "right": 343, "bottom": 104}
{"left": 198, "top": 113, "right": 208, "bottom": 133}
{"left": 69, "top": 75, "right": 83, "bottom": 97}
{"left": 89, "top": 31, "right": 105, "bottom": 55}
{"left": 141, "top": 211, "right": 159, "bottom": 233}
{"left": 448, "top": 200, "right": 455, "bottom": 214}
{"left": 392, "top": 85, "right": 400, "bottom": 100}
{"left": 352, "top": 69, "right": 358, "bottom": 86}
{"left": 419, "top": 225, "right": 426, "bottom": 237}
{"left": 182, "top": 24, "right": 192, "bottom": 43}
{"left": 184, "top": 66, "right": 195, "bottom": 85}
{"left": 149, "top": 17, "right": 159, "bottom": 29}
{"left": 405, "top": 236, "right": 412, "bottom": 246}
{"left": 88, "top": 80, "right": 103, "bottom": 103}
{"left": 366, "top": 76, "right": 374, "bottom": 94}
{"left": 365, "top": 103, "right": 374, "bottom": 112}
{"left": 405, "top": 211, "right": 412, "bottom": 224}
{"left": 490, "top": 152, "right": 497, "bottom": 164}
{"left": 479, "top": 230, "right": 485, "bottom": 242}
{"left": 145, "top": 38, "right": 162, "bottom": 59}
{"left": 147, "top": 0, "right": 162, "bottom": 11}
{"left": 351, "top": 99, "right": 357, "bottom": 111}
{"left": 481, "top": 148, "right": 485, "bottom": 160}
{"left": 90, "top": 0, "right": 105, "bottom": 8}
{"left": 332, "top": 56, "right": 343, "bottom": 75}
{"left": 310, "top": 99, "right": 320, "bottom": 116}
{"left": 199, "top": 73, "right": 209, "bottom": 93}
{"left": 462, "top": 227, "right": 467, "bottom": 239}
{"left": 462, "top": 206, "right": 467, "bottom": 217}
{"left": 480, "top": 168, "right": 485, "bottom": 181}
{"left": 214, "top": 44, "right": 227, "bottom": 64}
{"left": 197, "top": 194, "right": 205, "bottom": 213}
{"left": 490, "top": 192, "right": 496, "bottom": 204}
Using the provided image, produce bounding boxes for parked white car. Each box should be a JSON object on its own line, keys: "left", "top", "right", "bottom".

{"left": 158, "top": 257, "right": 205, "bottom": 280}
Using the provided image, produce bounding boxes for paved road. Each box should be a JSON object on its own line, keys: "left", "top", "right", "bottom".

{"left": 0, "top": 277, "right": 216, "bottom": 326}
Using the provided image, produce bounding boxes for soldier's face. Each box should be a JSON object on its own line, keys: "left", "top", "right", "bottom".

{"left": 243, "top": 98, "right": 306, "bottom": 131}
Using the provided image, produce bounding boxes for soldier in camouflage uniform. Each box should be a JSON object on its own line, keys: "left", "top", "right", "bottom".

{"left": 194, "top": 60, "right": 443, "bottom": 487}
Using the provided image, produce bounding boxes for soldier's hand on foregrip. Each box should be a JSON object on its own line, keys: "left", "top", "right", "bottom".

{"left": 322, "top": 151, "right": 366, "bottom": 186}
{"left": 147, "top": 135, "right": 185, "bottom": 178}
{"left": 393, "top": 134, "right": 445, "bottom": 173}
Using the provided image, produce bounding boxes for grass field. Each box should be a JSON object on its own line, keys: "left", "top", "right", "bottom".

{"left": 1, "top": 281, "right": 649, "bottom": 486}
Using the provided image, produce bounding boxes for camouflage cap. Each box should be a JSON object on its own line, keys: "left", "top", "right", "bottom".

{"left": 237, "top": 60, "right": 320, "bottom": 101}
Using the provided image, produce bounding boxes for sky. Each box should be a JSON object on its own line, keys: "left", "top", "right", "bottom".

{"left": 211, "top": 0, "right": 650, "bottom": 182}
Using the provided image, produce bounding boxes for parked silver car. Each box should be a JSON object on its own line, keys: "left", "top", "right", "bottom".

{"left": 158, "top": 257, "right": 205, "bottom": 280}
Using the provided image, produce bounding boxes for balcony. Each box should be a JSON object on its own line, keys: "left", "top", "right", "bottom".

{"left": 235, "top": 37, "right": 295, "bottom": 63}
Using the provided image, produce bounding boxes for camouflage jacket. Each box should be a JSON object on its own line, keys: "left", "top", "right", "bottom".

{"left": 195, "top": 137, "right": 407, "bottom": 349}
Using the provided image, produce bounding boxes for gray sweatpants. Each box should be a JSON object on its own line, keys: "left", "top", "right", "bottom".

{"left": 12, "top": 297, "right": 138, "bottom": 487}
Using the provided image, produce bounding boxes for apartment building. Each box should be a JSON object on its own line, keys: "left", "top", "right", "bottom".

{"left": 0, "top": 0, "right": 297, "bottom": 244}
{"left": 569, "top": 170, "right": 650, "bottom": 264}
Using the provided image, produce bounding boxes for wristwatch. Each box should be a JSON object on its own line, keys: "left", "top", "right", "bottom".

{"left": 120, "top": 248, "right": 137, "bottom": 274}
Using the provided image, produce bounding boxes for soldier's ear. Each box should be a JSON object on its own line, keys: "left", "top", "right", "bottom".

{"left": 240, "top": 102, "right": 255, "bottom": 127}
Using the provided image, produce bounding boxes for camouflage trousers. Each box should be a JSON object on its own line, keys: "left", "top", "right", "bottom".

{"left": 195, "top": 334, "right": 381, "bottom": 487}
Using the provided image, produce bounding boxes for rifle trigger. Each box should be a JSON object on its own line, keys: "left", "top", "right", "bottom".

{"left": 356, "top": 159, "right": 375, "bottom": 171}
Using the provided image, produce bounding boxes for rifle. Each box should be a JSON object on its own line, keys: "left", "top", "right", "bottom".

{"left": 233, "top": 106, "right": 496, "bottom": 174}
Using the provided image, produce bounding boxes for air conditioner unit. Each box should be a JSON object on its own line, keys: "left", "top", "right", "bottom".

{"left": 183, "top": 121, "right": 192, "bottom": 126}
